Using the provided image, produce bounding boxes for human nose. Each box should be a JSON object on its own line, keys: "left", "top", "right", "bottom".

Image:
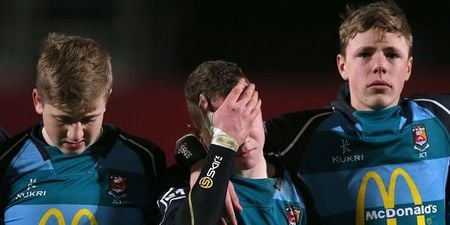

{"left": 67, "top": 122, "right": 84, "bottom": 141}
{"left": 371, "top": 52, "right": 387, "bottom": 75}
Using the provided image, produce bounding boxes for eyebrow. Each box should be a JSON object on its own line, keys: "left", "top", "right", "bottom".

{"left": 54, "top": 112, "right": 101, "bottom": 122}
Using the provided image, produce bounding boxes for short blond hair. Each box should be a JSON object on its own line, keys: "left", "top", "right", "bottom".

{"left": 36, "top": 33, "right": 113, "bottom": 113}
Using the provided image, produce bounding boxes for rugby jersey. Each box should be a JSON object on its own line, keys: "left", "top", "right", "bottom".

{"left": 302, "top": 101, "right": 450, "bottom": 225}
{"left": 264, "top": 85, "right": 450, "bottom": 225}
{"left": 0, "top": 124, "right": 167, "bottom": 225}
{"left": 232, "top": 171, "right": 306, "bottom": 225}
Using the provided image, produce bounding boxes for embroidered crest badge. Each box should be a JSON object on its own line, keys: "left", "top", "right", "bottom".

{"left": 412, "top": 124, "right": 430, "bottom": 152}
{"left": 285, "top": 205, "right": 301, "bottom": 225}
{"left": 108, "top": 174, "right": 128, "bottom": 199}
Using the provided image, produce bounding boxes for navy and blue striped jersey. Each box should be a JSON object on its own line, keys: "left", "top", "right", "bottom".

{"left": 265, "top": 89, "right": 450, "bottom": 225}
{"left": 303, "top": 101, "right": 450, "bottom": 225}
{"left": 0, "top": 124, "right": 167, "bottom": 225}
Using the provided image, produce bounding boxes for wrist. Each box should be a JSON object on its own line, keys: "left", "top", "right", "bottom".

{"left": 211, "top": 127, "right": 239, "bottom": 152}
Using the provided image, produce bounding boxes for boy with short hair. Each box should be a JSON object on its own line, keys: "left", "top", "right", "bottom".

{"left": 264, "top": 1, "right": 450, "bottom": 224}
{"left": 0, "top": 33, "right": 167, "bottom": 225}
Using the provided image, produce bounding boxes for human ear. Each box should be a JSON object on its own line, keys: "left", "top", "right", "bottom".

{"left": 198, "top": 94, "right": 210, "bottom": 111}
{"left": 404, "top": 56, "right": 413, "bottom": 81}
{"left": 32, "top": 89, "right": 44, "bottom": 115}
{"left": 337, "top": 54, "right": 348, "bottom": 80}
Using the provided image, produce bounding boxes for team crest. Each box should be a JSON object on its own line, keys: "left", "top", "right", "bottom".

{"left": 412, "top": 124, "right": 430, "bottom": 152}
{"left": 285, "top": 205, "right": 301, "bottom": 225}
{"left": 108, "top": 174, "right": 128, "bottom": 199}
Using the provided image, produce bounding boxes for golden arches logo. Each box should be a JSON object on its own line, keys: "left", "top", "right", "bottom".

{"left": 198, "top": 176, "right": 213, "bottom": 189}
{"left": 39, "top": 208, "right": 98, "bottom": 225}
{"left": 356, "top": 168, "right": 424, "bottom": 225}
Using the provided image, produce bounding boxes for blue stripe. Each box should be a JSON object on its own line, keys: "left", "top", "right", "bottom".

{"left": 7, "top": 139, "right": 53, "bottom": 175}
{"left": 409, "top": 101, "right": 438, "bottom": 121}
{"left": 303, "top": 157, "right": 449, "bottom": 216}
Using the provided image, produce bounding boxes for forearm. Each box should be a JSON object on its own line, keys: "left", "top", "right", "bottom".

{"left": 176, "top": 144, "right": 235, "bottom": 225}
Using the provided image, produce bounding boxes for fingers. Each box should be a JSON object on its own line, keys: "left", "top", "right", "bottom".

{"left": 223, "top": 182, "right": 240, "bottom": 225}
{"left": 211, "top": 78, "right": 261, "bottom": 145}
{"left": 225, "top": 78, "right": 249, "bottom": 103}
{"left": 224, "top": 188, "right": 238, "bottom": 225}
{"left": 250, "top": 99, "right": 262, "bottom": 122}
{"left": 228, "top": 181, "right": 242, "bottom": 211}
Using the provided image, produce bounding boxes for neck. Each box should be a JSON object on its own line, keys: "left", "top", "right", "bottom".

{"left": 234, "top": 158, "right": 268, "bottom": 179}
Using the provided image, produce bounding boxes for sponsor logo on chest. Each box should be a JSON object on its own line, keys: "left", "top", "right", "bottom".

{"left": 15, "top": 178, "right": 47, "bottom": 200}
{"left": 331, "top": 139, "right": 365, "bottom": 164}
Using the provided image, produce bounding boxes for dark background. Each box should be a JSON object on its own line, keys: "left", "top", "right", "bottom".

{"left": 0, "top": 0, "right": 448, "bottom": 164}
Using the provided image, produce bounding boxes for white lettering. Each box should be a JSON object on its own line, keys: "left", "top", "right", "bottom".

{"left": 331, "top": 154, "right": 364, "bottom": 164}
{"left": 365, "top": 204, "right": 438, "bottom": 221}
{"left": 365, "top": 210, "right": 379, "bottom": 220}
{"left": 206, "top": 155, "right": 222, "bottom": 178}
{"left": 15, "top": 190, "right": 47, "bottom": 200}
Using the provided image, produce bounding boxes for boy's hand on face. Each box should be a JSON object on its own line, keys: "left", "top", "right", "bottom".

{"left": 212, "top": 78, "right": 262, "bottom": 145}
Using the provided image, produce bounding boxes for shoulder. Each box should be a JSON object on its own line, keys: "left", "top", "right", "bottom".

{"left": 265, "top": 108, "right": 334, "bottom": 130}
{"left": 408, "top": 94, "right": 450, "bottom": 111}
{"left": 104, "top": 124, "right": 165, "bottom": 160}
{"left": 264, "top": 108, "right": 333, "bottom": 154}
{"left": 0, "top": 127, "right": 33, "bottom": 152}
{"left": 0, "top": 127, "right": 34, "bottom": 176}
{"left": 102, "top": 124, "right": 168, "bottom": 179}
{"left": 404, "top": 95, "right": 450, "bottom": 131}
{"left": 0, "top": 127, "right": 9, "bottom": 143}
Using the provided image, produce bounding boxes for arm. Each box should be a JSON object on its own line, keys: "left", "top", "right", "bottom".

{"left": 159, "top": 79, "right": 261, "bottom": 225}
{"left": 174, "top": 144, "right": 236, "bottom": 225}
{"left": 158, "top": 142, "right": 236, "bottom": 225}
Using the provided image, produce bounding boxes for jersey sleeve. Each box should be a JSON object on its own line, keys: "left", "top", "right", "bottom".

{"left": 158, "top": 144, "right": 235, "bottom": 225}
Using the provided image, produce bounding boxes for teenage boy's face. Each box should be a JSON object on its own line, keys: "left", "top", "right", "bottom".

{"left": 33, "top": 89, "right": 106, "bottom": 155}
{"left": 337, "top": 28, "right": 413, "bottom": 111}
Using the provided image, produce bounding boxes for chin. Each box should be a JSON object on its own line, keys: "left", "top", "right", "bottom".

{"left": 367, "top": 96, "right": 394, "bottom": 110}
{"left": 235, "top": 159, "right": 257, "bottom": 171}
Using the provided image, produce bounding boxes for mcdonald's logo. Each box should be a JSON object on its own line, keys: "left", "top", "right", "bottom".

{"left": 39, "top": 208, "right": 98, "bottom": 225}
{"left": 356, "top": 168, "right": 437, "bottom": 225}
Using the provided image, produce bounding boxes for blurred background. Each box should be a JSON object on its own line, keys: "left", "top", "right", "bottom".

{"left": 0, "top": 0, "right": 448, "bottom": 165}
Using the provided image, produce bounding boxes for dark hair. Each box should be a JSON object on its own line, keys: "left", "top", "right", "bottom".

{"left": 185, "top": 60, "right": 247, "bottom": 104}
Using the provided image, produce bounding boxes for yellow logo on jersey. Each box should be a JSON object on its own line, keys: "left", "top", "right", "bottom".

{"left": 356, "top": 168, "right": 431, "bottom": 225}
{"left": 39, "top": 208, "right": 98, "bottom": 225}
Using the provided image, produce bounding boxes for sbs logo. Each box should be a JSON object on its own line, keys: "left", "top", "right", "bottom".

{"left": 39, "top": 208, "right": 98, "bottom": 225}
{"left": 356, "top": 168, "right": 434, "bottom": 225}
